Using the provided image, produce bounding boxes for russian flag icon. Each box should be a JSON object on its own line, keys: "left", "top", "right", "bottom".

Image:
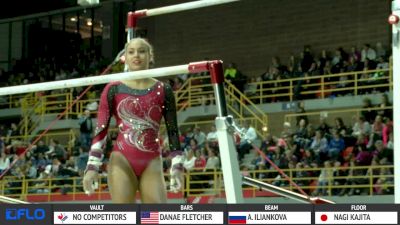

{"left": 229, "top": 215, "right": 246, "bottom": 224}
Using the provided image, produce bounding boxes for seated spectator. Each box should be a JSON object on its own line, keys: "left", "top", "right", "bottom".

{"left": 206, "top": 125, "right": 218, "bottom": 147}
{"left": 33, "top": 140, "right": 49, "bottom": 157}
{"left": 334, "top": 117, "right": 347, "bottom": 137}
{"left": 0, "top": 151, "right": 10, "bottom": 174}
{"left": 361, "top": 44, "right": 377, "bottom": 63}
{"left": 260, "top": 133, "right": 277, "bottom": 153}
{"left": 193, "top": 127, "right": 206, "bottom": 150}
{"left": 183, "top": 127, "right": 194, "bottom": 149}
{"left": 185, "top": 138, "right": 200, "bottom": 153}
{"left": 251, "top": 151, "right": 265, "bottom": 170}
{"left": 386, "top": 133, "right": 393, "bottom": 150}
{"left": 35, "top": 152, "right": 49, "bottom": 172}
{"left": 183, "top": 149, "right": 197, "bottom": 172}
{"left": 312, "top": 161, "right": 332, "bottom": 196}
{"left": 369, "top": 115, "right": 385, "bottom": 147}
{"left": 243, "top": 77, "right": 260, "bottom": 99}
{"left": 295, "top": 119, "right": 308, "bottom": 139}
{"left": 194, "top": 150, "right": 206, "bottom": 170}
{"left": 317, "top": 117, "right": 331, "bottom": 136}
{"left": 352, "top": 116, "right": 371, "bottom": 138}
{"left": 305, "top": 124, "right": 315, "bottom": 140}
{"left": 300, "top": 149, "right": 316, "bottom": 166}
{"left": 382, "top": 117, "right": 393, "bottom": 147}
{"left": 237, "top": 121, "right": 257, "bottom": 161}
{"left": 354, "top": 144, "right": 372, "bottom": 166}
{"left": 76, "top": 146, "right": 89, "bottom": 176}
{"left": 204, "top": 146, "right": 220, "bottom": 171}
{"left": 377, "top": 93, "right": 392, "bottom": 119}
{"left": 25, "top": 159, "right": 38, "bottom": 179}
{"left": 309, "top": 130, "right": 328, "bottom": 165}
{"left": 349, "top": 46, "right": 361, "bottom": 63}
{"left": 328, "top": 129, "right": 345, "bottom": 161}
{"left": 372, "top": 140, "right": 393, "bottom": 164}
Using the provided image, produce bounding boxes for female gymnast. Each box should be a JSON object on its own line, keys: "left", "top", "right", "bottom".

{"left": 83, "top": 38, "right": 183, "bottom": 203}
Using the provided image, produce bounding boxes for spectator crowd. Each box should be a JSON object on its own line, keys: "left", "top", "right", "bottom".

{"left": 0, "top": 40, "right": 394, "bottom": 198}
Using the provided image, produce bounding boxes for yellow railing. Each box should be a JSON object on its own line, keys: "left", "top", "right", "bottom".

{"left": 12, "top": 68, "right": 391, "bottom": 138}
{"left": 247, "top": 68, "right": 391, "bottom": 103}
{"left": 6, "top": 129, "right": 77, "bottom": 156}
{"left": 174, "top": 76, "right": 268, "bottom": 136}
{"left": 284, "top": 106, "right": 393, "bottom": 127}
{"left": 0, "top": 165, "right": 393, "bottom": 202}
{"left": 20, "top": 76, "right": 268, "bottom": 137}
{"left": 0, "top": 93, "right": 35, "bottom": 109}
{"left": 5, "top": 68, "right": 392, "bottom": 114}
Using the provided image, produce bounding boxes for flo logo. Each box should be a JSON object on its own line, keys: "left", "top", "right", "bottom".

{"left": 5, "top": 208, "right": 45, "bottom": 220}
{"left": 57, "top": 213, "right": 68, "bottom": 223}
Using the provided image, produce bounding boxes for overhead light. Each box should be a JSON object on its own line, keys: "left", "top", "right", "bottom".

{"left": 70, "top": 17, "right": 77, "bottom": 22}
{"left": 87, "top": 20, "right": 93, "bottom": 26}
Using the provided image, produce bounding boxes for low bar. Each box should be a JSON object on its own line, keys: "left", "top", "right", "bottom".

{"left": 243, "top": 176, "right": 335, "bottom": 204}
{"left": 0, "top": 62, "right": 210, "bottom": 96}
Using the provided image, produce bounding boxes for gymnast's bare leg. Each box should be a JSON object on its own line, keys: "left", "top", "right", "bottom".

{"left": 107, "top": 151, "right": 139, "bottom": 203}
{"left": 138, "top": 157, "right": 167, "bottom": 203}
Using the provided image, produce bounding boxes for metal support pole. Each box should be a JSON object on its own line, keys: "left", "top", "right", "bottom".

{"left": 390, "top": 0, "right": 400, "bottom": 204}
{"left": 210, "top": 61, "right": 244, "bottom": 203}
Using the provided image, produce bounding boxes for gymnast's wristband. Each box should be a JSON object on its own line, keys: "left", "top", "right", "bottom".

{"left": 85, "top": 150, "right": 103, "bottom": 173}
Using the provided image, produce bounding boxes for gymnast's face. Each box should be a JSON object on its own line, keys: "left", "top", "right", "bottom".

{"left": 125, "top": 39, "right": 152, "bottom": 71}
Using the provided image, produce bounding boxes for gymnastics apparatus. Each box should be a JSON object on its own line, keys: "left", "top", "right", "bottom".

{"left": 5, "top": 0, "right": 399, "bottom": 204}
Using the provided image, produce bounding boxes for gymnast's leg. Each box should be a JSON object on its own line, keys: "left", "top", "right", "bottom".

{"left": 108, "top": 151, "right": 139, "bottom": 203}
{"left": 138, "top": 157, "right": 167, "bottom": 203}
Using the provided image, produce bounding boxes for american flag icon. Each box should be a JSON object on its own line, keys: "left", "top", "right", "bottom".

{"left": 141, "top": 211, "right": 159, "bottom": 224}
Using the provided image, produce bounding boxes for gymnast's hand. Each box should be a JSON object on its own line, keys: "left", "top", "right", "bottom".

{"left": 83, "top": 170, "right": 98, "bottom": 195}
{"left": 169, "top": 154, "right": 185, "bottom": 193}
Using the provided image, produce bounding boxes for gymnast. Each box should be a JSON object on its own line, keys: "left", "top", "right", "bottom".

{"left": 83, "top": 38, "right": 183, "bottom": 203}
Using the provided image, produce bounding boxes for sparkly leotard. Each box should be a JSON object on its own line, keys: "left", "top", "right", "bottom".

{"left": 89, "top": 80, "right": 180, "bottom": 176}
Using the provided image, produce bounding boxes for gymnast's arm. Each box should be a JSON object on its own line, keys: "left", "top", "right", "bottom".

{"left": 85, "top": 83, "right": 115, "bottom": 173}
{"left": 163, "top": 83, "right": 181, "bottom": 155}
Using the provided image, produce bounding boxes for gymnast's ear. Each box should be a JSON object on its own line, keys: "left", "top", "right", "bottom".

{"left": 149, "top": 57, "right": 155, "bottom": 68}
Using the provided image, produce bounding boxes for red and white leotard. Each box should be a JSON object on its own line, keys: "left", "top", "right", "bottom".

{"left": 89, "top": 80, "right": 180, "bottom": 176}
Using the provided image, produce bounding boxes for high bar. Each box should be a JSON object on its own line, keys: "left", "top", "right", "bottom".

{"left": 0, "top": 61, "right": 214, "bottom": 96}
{"left": 131, "top": 0, "right": 240, "bottom": 18}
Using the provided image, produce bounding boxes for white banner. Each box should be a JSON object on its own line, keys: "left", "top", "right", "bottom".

{"left": 228, "top": 211, "right": 311, "bottom": 224}
{"left": 315, "top": 212, "right": 398, "bottom": 224}
{"left": 53, "top": 211, "right": 136, "bottom": 224}
{"left": 140, "top": 211, "right": 224, "bottom": 224}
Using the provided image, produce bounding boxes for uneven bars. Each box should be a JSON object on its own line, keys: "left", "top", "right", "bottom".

{"left": 0, "top": 195, "right": 29, "bottom": 204}
{"left": 243, "top": 176, "right": 335, "bottom": 204}
{"left": 131, "top": 0, "right": 239, "bottom": 18}
{"left": 0, "top": 61, "right": 214, "bottom": 96}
